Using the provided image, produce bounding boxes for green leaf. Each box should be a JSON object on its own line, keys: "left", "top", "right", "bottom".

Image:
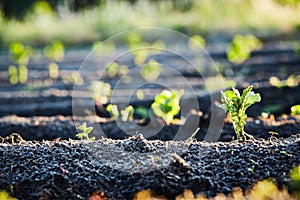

{"left": 223, "top": 90, "right": 237, "bottom": 99}
{"left": 85, "top": 127, "right": 93, "bottom": 134}
{"left": 140, "top": 59, "right": 161, "bottom": 81}
{"left": 244, "top": 91, "right": 261, "bottom": 109}
{"left": 221, "top": 85, "right": 261, "bottom": 140}
{"left": 77, "top": 122, "right": 87, "bottom": 131}
{"left": 106, "top": 104, "right": 119, "bottom": 119}
{"left": 76, "top": 133, "right": 84, "bottom": 139}
{"left": 151, "top": 90, "right": 182, "bottom": 123}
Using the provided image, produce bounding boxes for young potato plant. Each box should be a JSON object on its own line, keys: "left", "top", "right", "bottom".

{"left": 140, "top": 59, "right": 161, "bottom": 82}
{"left": 89, "top": 81, "right": 112, "bottom": 106}
{"left": 76, "top": 122, "right": 95, "bottom": 141}
{"left": 43, "top": 40, "right": 64, "bottom": 79}
{"left": 189, "top": 34, "right": 206, "bottom": 50}
{"left": 9, "top": 42, "right": 32, "bottom": 84}
{"left": 106, "top": 62, "right": 128, "bottom": 78}
{"left": 106, "top": 104, "right": 134, "bottom": 122}
{"left": 291, "top": 105, "right": 300, "bottom": 115}
{"left": 227, "top": 34, "right": 262, "bottom": 64}
{"left": 221, "top": 85, "right": 261, "bottom": 140}
{"left": 269, "top": 74, "right": 300, "bottom": 88}
{"left": 151, "top": 90, "right": 183, "bottom": 125}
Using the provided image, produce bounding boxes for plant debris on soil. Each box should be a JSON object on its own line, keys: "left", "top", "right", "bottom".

{"left": 0, "top": 134, "right": 299, "bottom": 200}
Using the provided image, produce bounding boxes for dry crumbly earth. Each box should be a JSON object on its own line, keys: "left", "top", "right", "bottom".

{"left": 0, "top": 134, "right": 299, "bottom": 200}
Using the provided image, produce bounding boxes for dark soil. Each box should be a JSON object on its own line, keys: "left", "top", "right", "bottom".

{"left": 0, "top": 134, "right": 299, "bottom": 200}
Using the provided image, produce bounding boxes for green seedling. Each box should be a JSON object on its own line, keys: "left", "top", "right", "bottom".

{"left": 121, "top": 105, "right": 134, "bottom": 121}
{"left": 62, "top": 71, "right": 83, "bottom": 86}
{"left": 48, "top": 63, "right": 59, "bottom": 79}
{"left": 9, "top": 42, "right": 32, "bottom": 65}
{"left": 140, "top": 59, "right": 161, "bottom": 82}
{"left": 134, "top": 50, "right": 148, "bottom": 65}
{"left": 76, "top": 122, "right": 95, "bottom": 141}
{"left": 151, "top": 90, "right": 183, "bottom": 125}
{"left": 126, "top": 31, "right": 143, "bottom": 49}
{"left": 8, "top": 42, "right": 32, "bottom": 84}
{"left": 106, "top": 62, "right": 119, "bottom": 77}
{"left": 135, "top": 106, "right": 149, "bottom": 119}
{"left": 221, "top": 85, "right": 261, "bottom": 140}
{"left": 106, "top": 104, "right": 119, "bottom": 119}
{"left": 106, "top": 62, "right": 128, "bottom": 78}
{"left": 227, "top": 34, "right": 262, "bottom": 64}
{"left": 189, "top": 34, "right": 206, "bottom": 49}
{"left": 92, "top": 41, "right": 115, "bottom": 55}
{"left": 89, "top": 81, "right": 112, "bottom": 105}
{"left": 106, "top": 104, "right": 134, "bottom": 122}
{"left": 44, "top": 40, "right": 64, "bottom": 79}
{"left": 136, "top": 89, "right": 144, "bottom": 100}
{"left": 291, "top": 105, "right": 300, "bottom": 115}
{"left": 269, "top": 74, "right": 300, "bottom": 88}
{"left": 44, "top": 40, "right": 64, "bottom": 62}
{"left": 8, "top": 65, "right": 18, "bottom": 85}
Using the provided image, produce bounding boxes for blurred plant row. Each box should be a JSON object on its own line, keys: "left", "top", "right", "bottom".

{"left": 7, "top": 40, "right": 64, "bottom": 84}
{"left": 5, "top": 31, "right": 300, "bottom": 123}
{"left": 0, "top": 0, "right": 300, "bottom": 47}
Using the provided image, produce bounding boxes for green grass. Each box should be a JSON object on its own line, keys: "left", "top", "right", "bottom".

{"left": 0, "top": 0, "right": 300, "bottom": 47}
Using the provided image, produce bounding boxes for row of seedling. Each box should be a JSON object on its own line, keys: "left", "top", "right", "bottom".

{"left": 6, "top": 33, "right": 266, "bottom": 86}
{"left": 7, "top": 40, "right": 64, "bottom": 85}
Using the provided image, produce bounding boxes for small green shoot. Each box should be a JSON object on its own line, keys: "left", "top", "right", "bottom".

{"left": 140, "top": 59, "right": 161, "bottom": 81}
{"left": 227, "top": 34, "right": 262, "bottom": 64}
{"left": 151, "top": 90, "right": 183, "bottom": 125}
{"left": 221, "top": 85, "right": 261, "bottom": 140}
{"left": 121, "top": 105, "right": 134, "bottom": 121}
{"left": 269, "top": 75, "right": 300, "bottom": 88}
{"left": 8, "top": 65, "right": 18, "bottom": 85}
{"left": 9, "top": 42, "right": 32, "bottom": 65}
{"left": 92, "top": 41, "right": 115, "bottom": 55}
{"left": 106, "top": 62, "right": 128, "bottom": 77}
{"left": 106, "top": 104, "right": 119, "bottom": 119}
{"left": 136, "top": 89, "right": 145, "bottom": 100}
{"left": 44, "top": 40, "right": 64, "bottom": 79}
{"left": 8, "top": 42, "right": 32, "bottom": 84}
{"left": 44, "top": 40, "right": 64, "bottom": 62}
{"left": 291, "top": 105, "right": 300, "bottom": 115}
{"left": 135, "top": 106, "right": 149, "bottom": 119}
{"left": 76, "top": 122, "right": 95, "bottom": 141}
{"left": 134, "top": 51, "right": 148, "bottom": 65}
{"left": 189, "top": 35, "right": 206, "bottom": 49}
{"left": 48, "top": 63, "right": 59, "bottom": 79}
{"left": 89, "top": 81, "right": 112, "bottom": 105}
{"left": 106, "top": 62, "right": 119, "bottom": 77}
{"left": 106, "top": 104, "right": 134, "bottom": 122}
{"left": 62, "top": 71, "right": 83, "bottom": 86}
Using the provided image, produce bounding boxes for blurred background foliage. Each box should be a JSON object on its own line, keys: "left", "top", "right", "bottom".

{"left": 0, "top": 0, "right": 299, "bottom": 47}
